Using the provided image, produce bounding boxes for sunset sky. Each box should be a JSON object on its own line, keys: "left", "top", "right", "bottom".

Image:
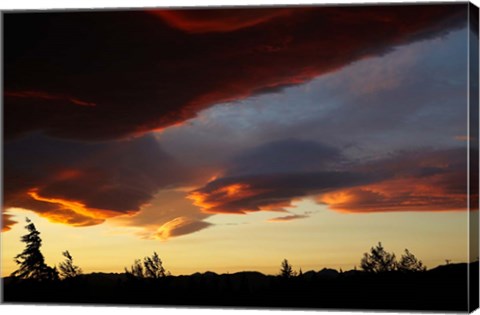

{"left": 2, "top": 3, "right": 478, "bottom": 277}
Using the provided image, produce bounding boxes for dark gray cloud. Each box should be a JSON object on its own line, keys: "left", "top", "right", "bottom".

{"left": 228, "top": 139, "right": 343, "bottom": 176}
{"left": 3, "top": 134, "right": 196, "bottom": 226}
{"left": 188, "top": 139, "right": 378, "bottom": 214}
{"left": 188, "top": 139, "right": 470, "bottom": 214}
{"left": 190, "top": 170, "right": 375, "bottom": 213}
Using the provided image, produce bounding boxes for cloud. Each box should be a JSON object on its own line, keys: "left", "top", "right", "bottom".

{"left": 454, "top": 135, "right": 474, "bottom": 141}
{"left": 228, "top": 139, "right": 343, "bottom": 175}
{"left": 111, "top": 189, "right": 213, "bottom": 240}
{"left": 319, "top": 148, "right": 471, "bottom": 213}
{"left": 148, "top": 8, "right": 294, "bottom": 33}
{"left": 188, "top": 171, "right": 370, "bottom": 214}
{"left": 5, "top": 90, "right": 96, "bottom": 107}
{"left": 318, "top": 176, "right": 466, "bottom": 213}
{"left": 3, "top": 134, "right": 196, "bottom": 228}
{"left": 188, "top": 139, "right": 471, "bottom": 214}
{"left": 156, "top": 26, "right": 469, "bottom": 168}
{"left": 4, "top": 5, "right": 466, "bottom": 141}
{"left": 154, "top": 217, "right": 212, "bottom": 240}
{"left": 2, "top": 5, "right": 470, "bottom": 238}
{"left": 2, "top": 214, "right": 17, "bottom": 232}
{"left": 267, "top": 214, "right": 308, "bottom": 222}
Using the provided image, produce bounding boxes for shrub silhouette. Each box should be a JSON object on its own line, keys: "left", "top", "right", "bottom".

{"left": 59, "top": 250, "right": 83, "bottom": 279}
{"left": 360, "top": 242, "right": 397, "bottom": 273}
{"left": 398, "top": 249, "right": 426, "bottom": 272}
{"left": 11, "top": 218, "right": 59, "bottom": 281}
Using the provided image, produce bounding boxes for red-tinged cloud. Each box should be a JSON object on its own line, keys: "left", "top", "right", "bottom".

{"left": 188, "top": 139, "right": 471, "bottom": 215}
{"left": 5, "top": 90, "right": 96, "bottom": 107}
{"left": 4, "top": 5, "right": 466, "bottom": 141}
{"left": 319, "top": 147, "right": 474, "bottom": 213}
{"left": 319, "top": 176, "right": 466, "bottom": 213}
{"left": 148, "top": 8, "right": 294, "bottom": 33}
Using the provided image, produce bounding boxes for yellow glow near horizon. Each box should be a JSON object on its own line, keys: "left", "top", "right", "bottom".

{"left": 1, "top": 199, "right": 470, "bottom": 278}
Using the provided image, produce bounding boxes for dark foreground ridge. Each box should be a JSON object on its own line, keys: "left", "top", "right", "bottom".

{"left": 2, "top": 261, "right": 478, "bottom": 312}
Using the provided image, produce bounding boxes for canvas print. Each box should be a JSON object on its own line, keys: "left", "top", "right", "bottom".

{"left": 1, "top": 1, "right": 479, "bottom": 312}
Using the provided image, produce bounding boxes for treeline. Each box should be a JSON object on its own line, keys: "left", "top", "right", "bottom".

{"left": 7, "top": 218, "right": 429, "bottom": 282}
{"left": 3, "top": 218, "right": 478, "bottom": 312}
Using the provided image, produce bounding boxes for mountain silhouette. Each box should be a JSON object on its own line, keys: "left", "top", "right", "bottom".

{"left": 3, "top": 261, "right": 478, "bottom": 311}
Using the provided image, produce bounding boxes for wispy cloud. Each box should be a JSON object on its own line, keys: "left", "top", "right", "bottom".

{"left": 267, "top": 214, "right": 309, "bottom": 222}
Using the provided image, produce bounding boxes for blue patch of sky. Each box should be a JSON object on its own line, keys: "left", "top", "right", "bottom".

{"left": 158, "top": 27, "right": 468, "bottom": 165}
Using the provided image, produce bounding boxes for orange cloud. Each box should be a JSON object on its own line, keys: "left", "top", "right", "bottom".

{"left": 3, "top": 135, "right": 197, "bottom": 231}
{"left": 317, "top": 147, "right": 474, "bottom": 213}
{"left": 188, "top": 146, "right": 472, "bottom": 215}
{"left": 188, "top": 183, "right": 270, "bottom": 214}
{"left": 26, "top": 189, "right": 125, "bottom": 227}
{"left": 454, "top": 135, "right": 475, "bottom": 141}
{"left": 155, "top": 217, "right": 188, "bottom": 239}
{"left": 153, "top": 216, "right": 211, "bottom": 240}
{"left": 319, "top": 174, "right": 468, "bottom": 213}
{"left": 2, "top": 213, "right": 17, "bottom": 232}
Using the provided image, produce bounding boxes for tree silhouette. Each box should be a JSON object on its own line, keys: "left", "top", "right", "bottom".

{"left": 360, "top": 242, "right": 397, "bottom": 273}
{"left": 11, "top": 218, "right": 59, "bottom": 281}
{"left": 280, "top": 259, "right": 294, "bottom": 278}
{"left": 144, "top": 252, "right": 166, "bottom": 279}
{"left": 125, "top": 259, "right": 145, "bottom": 278}
{"left": 398, "top": 249, "right": 426, "bottom": 272}
{"left": 58, "top": 250, "right": 82, "bottom": 279}
{"left": 125, "top": 252, "right": 168, "bottom": 278}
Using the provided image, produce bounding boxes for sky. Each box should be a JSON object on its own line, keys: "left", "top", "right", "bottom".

{"left": 1, "top": 3, "right": 478, "bottom": 277}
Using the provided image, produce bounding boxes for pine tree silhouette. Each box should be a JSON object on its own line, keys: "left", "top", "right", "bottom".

{"left": 280, "top": 259, "right": 294, "bottom": 278}
{"left": 11, "top": 218, "right": 59, "bottom": 281}
{"left": 59, "top": 250, "right": 82, "bottom": 279}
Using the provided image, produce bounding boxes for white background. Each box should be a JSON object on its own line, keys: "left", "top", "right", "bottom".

{"left": 0, "top": 0, "right": 479, "bottom": 314}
